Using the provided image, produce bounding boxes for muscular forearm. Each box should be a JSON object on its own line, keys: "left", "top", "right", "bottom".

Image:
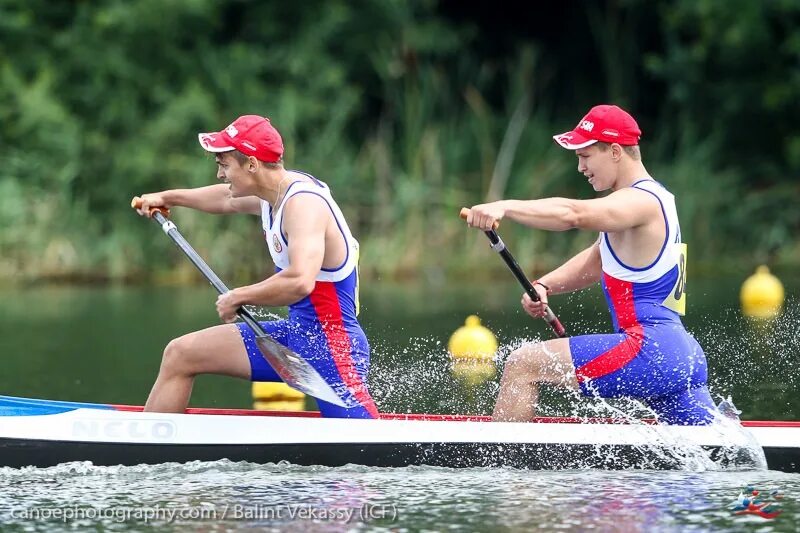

{"left": 163, "top": 184, "right": 238, "bottom": 214}
{"left": 537, "top": 244, "right": 601, "bottom": 295}
{"left": 501, "top": 199, "right": 580, "bottom": 231}
{"left": 231, "top": 270, "right": 315, "bottom": 308}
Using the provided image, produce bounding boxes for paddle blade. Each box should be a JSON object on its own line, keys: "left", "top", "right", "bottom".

{"left": 254, "top": 334, "right": 358, "bottom": 408}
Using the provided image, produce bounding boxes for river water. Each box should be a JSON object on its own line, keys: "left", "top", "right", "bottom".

{"left": 1, "top": 462, "right": 798, "bottom": 531}
{"left": 0, "top": 278, "right": 798, "bottom": 530}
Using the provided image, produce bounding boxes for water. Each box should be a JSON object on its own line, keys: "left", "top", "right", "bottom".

{"left": 1, "top": 278, "right": 798, "bottom": 530}
{"left": 0, "top": 462, "right": 798, "bottom": 531}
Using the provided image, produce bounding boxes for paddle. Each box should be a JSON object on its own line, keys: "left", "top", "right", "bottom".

{"left": 131, "top": 197, "right": 355, "bottom": 408}
{"left": 460, "top": 207, "right": 567, "bottom": 338}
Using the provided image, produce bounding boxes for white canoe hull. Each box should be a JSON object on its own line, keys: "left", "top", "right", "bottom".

{"left": 1, "top": 396, "right": 798, "bottom": 471}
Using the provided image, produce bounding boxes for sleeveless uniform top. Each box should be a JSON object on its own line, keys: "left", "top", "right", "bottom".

{"left": 260, "top": 171, "right": 361, "bottom": 329}
{"left": 599, "top": 179, "right": 687, "bottom": 331}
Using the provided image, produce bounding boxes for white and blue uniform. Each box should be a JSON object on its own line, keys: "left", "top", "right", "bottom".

{"left": 236, "top": 171, "right": 378, "bottom": 418}
{"left": 568, "top": 179, "right": 715, "bottom": 425}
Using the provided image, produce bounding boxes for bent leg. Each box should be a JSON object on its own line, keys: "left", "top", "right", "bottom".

{"left": 493, "top": 337, "right": 578, "bottom": 422}
{"left": 144, "top": 324, "right": 251, "bottom": 413}
{"left": 645, "top": 386, "right": 716, "bottom": 425}
{"left": 567, "top": 327, "right": 716, "bottom": 425}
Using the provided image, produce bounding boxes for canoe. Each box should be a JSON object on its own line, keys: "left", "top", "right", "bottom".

{"left": 1, "top": 395, "right": 798, "bottom": 471}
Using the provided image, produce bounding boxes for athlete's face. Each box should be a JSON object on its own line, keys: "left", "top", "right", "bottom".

{"left": 575, "top": 144, "right": 617, "bottom": 192}
{"left": 215, "top": 152, "right": 255, "bottom": 197}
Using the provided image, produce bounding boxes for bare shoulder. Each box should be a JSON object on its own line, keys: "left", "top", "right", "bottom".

{"left": 283, "top": 189, "right": 329, "bottom": 212}
{"left": 604, "top": 187, "right": 662, "bottom": 213}
{"left": 282, "top": 192, "right": 330, "bottom": 230}
{"left": 607, "top": 185, "right": 660, "bottom": 202}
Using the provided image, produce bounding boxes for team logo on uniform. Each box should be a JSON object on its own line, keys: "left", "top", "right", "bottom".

{"left": 272, "top": 234, "right": 283, "bottom": 253}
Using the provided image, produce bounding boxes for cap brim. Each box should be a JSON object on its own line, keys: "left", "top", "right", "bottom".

{"left": 198, "top": 132, "right": 236, "bottom": 153}
{"left": 553, "top": 130, "right": 598, "bottom": 150}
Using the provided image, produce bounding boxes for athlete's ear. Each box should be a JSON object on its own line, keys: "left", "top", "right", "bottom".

{"left": 247, "top": 156, "right": 258, "bottom": 172}
{"left": 611, "top": 143, "right": 623, "bottom": 162}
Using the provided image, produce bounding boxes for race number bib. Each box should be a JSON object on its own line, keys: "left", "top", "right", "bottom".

{"left": 662, "top": 243, "right": 687, "bottom": 315}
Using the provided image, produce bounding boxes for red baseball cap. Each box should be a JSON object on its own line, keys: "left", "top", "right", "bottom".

{"left": 198, "top": 115, "right": 284, "bottom": 163}
{"left": 553, "top": 105, "right": 641, "bottom": 149}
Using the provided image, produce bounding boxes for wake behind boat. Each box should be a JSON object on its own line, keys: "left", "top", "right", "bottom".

{"left": 1, "top": 395, "right": 798, "bottom": 472}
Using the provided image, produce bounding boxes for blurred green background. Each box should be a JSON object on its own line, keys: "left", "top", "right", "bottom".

{"left": 2, "top": 0, "right": 799, "bottom": 285}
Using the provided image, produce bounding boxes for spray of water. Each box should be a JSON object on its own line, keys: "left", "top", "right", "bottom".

{"left": 695, "top": 297, "right": 800, "bottom": 421}
{"left": 247, "top": 307, "right": 284, "bottom": 321}
{"left": 366, "top": 298, "right": 798, "bottom": 471}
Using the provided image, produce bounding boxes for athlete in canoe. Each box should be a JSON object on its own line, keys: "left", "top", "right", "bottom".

{"left": 465, "top": 104, "right": 716, "bottom": 425}
{"left": 135, "top": 115, "right": 378, "bottom": 418}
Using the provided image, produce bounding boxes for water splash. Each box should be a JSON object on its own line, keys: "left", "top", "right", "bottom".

{"left": 365, "top": 300, "right": 790, "bottom": 471}
{"left": 247, "top": 306, "right": 284, "bottom": 321}
{"left": 695, "top": 297, "right": 800, "bottom": 420}
{"left": 369, "top": 334, "right": 498, "bottom": 414}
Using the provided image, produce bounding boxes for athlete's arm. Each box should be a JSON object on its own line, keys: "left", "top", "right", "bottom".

{"left": 137, "top": 184, "right": 261, "bottom": 216}
{"left": 536, "top": 241, "right": 602, "bottom": 295}
{"left": 518, "top": 241, "right": 601, "bottom": 319}
{"left": 216, "top": 194, "right": 327, "bottom": 321}
{"left": 467, "top": 188, "right": 660, "bottom": 233}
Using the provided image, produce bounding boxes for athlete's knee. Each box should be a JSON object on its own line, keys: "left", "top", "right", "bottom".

{"left": 504, "top": 344, "right": 547, "bottom": 381}
{"left": 505, "top": 342, "right": 572, "bottom": 383}
{"left": 160, "top": 335, "right": 199, "bottom": 377}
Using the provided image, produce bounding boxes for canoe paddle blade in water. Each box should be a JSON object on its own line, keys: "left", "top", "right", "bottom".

{"left": 254, "top": 334, "right": 357, "bottom": 407}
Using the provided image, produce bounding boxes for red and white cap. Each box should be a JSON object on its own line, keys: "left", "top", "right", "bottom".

{"left": 553, "top": 105, "right": 641, "bottom": 149}
{"left": 198, "top": 115, "right": 284, "bottom": 163}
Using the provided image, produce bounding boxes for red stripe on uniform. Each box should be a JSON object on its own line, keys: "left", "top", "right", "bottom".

{"left": 308, "top": 281, "right": 379, "bottom": 417}
{"left": 575, "top": 273, "right": 644, "bottom": 383}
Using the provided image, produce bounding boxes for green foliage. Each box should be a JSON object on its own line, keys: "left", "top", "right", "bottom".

{"left": 0, "top": 0, "right": 797, "bottom": 283}
{"left": 644, "top": 0, "right": 800, "bottom": 262}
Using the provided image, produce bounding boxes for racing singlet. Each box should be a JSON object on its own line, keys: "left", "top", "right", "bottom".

{"left": 235, "top": 171, "right": 378, "bottom": 418}
{"left": 599, "top": 178, "right": 687, "bottom": 326}
{"left": 569, "top": 178, "right": 715, "bottom": 425}
{"left": 261, "top": 172, "right": 361, "bottom": 328}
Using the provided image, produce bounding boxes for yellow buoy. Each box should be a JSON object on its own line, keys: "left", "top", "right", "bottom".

{"left": 448, "top": 315, "right": 498, "bottom": 384}
{"left": 252, "top": 382, "right": 306, "bottom": 411}
{"left": 740, "top": 265, "right": 784, "bottom": 319}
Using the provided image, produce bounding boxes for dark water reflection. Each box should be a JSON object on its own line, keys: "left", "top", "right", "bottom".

{"left": 0, "top": 277, "right": 798, "bottom": 420}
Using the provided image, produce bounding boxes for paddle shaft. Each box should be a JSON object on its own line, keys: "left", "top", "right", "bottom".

{"left": 484, "top": 229, "right": 567, "bottom": 337}
{"left": 461, "top": 209, "right": 567, "bottom": 338}
{"left": 150, "top": 211, "right": 266, "bottom": 335}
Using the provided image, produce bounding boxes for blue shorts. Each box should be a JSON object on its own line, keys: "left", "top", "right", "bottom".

{"left": 569, "top": 322, "right": 715, "bottom": 425}
{"left": 237, "top": 319, "right": 379, "bottom": 419}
